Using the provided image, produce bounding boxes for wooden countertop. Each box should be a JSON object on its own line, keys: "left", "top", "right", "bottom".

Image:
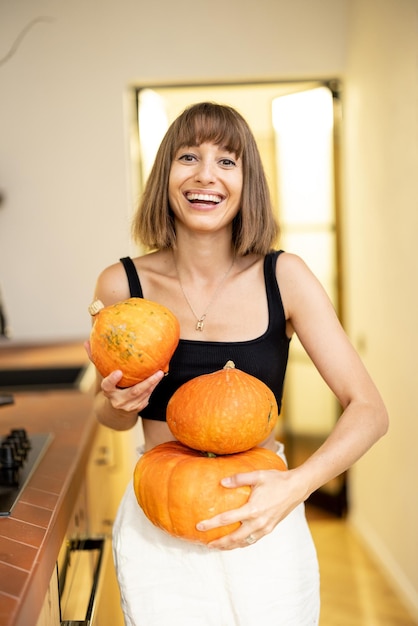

{"left": 0, "top": 342, "right": 96, "bottom": 626}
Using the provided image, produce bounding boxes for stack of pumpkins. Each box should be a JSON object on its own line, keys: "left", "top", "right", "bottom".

{"left": 89, "top": 297, "right": 286, "bottom": 544}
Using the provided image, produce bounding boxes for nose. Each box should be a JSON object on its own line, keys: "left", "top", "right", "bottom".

{"left": 194, "top": 160, "right": 216, "bottom": 184}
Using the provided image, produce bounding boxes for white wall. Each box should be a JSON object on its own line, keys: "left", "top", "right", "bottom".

{"left": 344, "top": 0, "right": 418, "bottom": 618}
{"left": 0, "top": 0, "right": 347, "bottom": 341}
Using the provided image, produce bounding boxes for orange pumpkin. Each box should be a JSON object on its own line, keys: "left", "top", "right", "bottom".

{"left": 134, "top": 441, "right": 286, "bottom": 544}
{"left": 166, "top": 361, "right": 279, "bottom": 454}
{"left": 88, "top": 297, "right": 180, "bottom": 387}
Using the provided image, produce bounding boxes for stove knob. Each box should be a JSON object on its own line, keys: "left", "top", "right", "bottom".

{"left": 8, "top": 429, "right": 30, "bottom": 460}
{"left": 11, "top": 428, "right": 29, "bottom": 441}
{"left": 5, "top": 437, "right": 24, "bottom": 465}
{"left": 0, "top": 443, "right": 18, "bottom": 469}
{"left": 11, "top": 429, "right": 31, "bottom": 456}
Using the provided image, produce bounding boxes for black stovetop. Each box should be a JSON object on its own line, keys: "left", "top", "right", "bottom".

{"left": 0, "top": 429, "right": 53, "bottom": 516}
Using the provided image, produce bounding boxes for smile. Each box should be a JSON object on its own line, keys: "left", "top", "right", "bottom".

{"left": 185, "top": 193, "right": 223, "bottom": 204}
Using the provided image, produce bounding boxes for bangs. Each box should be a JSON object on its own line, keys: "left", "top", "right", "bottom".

{"left": 172, "top": 102, "right": 246, "bottom": 157}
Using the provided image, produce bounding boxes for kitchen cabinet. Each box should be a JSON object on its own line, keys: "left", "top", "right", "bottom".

{"left": 86, "top": 424, "right": 134, "bottom": 537}
{"left": 85, "top": 424, "right": 135, "bottom": 625}
{"left": 0, "top": 342, "right": 143, "bottom": 626}
{"left": 34, "top": 569, "right": 60, "bottom": 626}
{"left": 35, "top": 424, "right": 135, "bottom": 626}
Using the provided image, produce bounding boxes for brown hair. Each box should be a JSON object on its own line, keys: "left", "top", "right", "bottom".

{"left": 132, "top": 101, "right": 279, "bottom": 255}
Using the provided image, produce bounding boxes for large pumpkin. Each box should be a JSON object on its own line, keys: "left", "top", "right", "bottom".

{"left": 166, "top": 361, "right": 279, "bottom": 454}
{"left": 134, "top": 441, "right": 286, "bottom": 544}
{"left": 88, "top": 297, "right": 180, "bottom": 387}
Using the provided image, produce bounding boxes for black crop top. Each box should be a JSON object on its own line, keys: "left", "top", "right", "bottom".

{"left": 119, "top": 251, "right": 290, "bottom": 421}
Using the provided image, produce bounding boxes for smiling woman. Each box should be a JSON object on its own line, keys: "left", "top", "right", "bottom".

{"left": 87, "top": 100, "right": 388, "bottom": 626}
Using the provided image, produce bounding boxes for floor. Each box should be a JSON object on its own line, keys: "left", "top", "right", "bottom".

{"left": 306, "top": 506, "right": 417, "bottom": 626}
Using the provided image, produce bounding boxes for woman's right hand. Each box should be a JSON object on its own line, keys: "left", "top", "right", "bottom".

{"left": 85, "top": 338, "right": 165, "bottom": 413}
{"left": 100, "top": 369, "right": 165, "bottom": 414}
{"left": 85, "top": 339, "right": 165, "bottom": 428}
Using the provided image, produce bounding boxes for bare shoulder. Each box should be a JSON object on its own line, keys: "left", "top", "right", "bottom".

{"left": 93, "top": 260, "right": 133, "bottom": 306}
{"left": 275, "top": 251, "right": 321, "bottom": 293}
{"left": 275, "top": 251, "right": 333, "bottom": 319}
{"left": 93, "top": 251, "right": 169, "bottom": 306}
{"left": 276, "top": 250, "right": 312, "bottom": 277}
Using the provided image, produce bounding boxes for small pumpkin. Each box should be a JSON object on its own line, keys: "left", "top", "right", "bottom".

{"left": 166, "top": 361, "right": 279, "bottom": 454}
{"left": 134, "top": 441, "right": 287, "bottom": 544}
{"left": 88, "top": 297, "right": 180, "bottom": 387}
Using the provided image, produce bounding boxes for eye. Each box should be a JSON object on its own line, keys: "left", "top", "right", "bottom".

{"left": 219, "top": 157, "right": 237, "bottom": 168}
{"left": 177, "top": 152, "right": 197, "bottom": 163}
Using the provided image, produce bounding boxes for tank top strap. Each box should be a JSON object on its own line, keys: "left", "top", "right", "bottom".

{"left": 264, "top": 250, "right": 286, "bottom": 322}
{"left": 119, "top": 257, "right": 143, "bottom": 298}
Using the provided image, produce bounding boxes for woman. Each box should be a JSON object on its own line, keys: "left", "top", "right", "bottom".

{"left": 88, "top": 102, "right": 388, "bottom": 625}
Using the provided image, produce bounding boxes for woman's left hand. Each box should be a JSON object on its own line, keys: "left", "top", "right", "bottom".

{"left": 196, "top": 467, "right": 306, "bottom": 550}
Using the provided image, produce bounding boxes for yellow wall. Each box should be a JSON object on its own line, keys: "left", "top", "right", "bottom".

{"left": 344, "top": 0, "right": 418, "bottom": 618}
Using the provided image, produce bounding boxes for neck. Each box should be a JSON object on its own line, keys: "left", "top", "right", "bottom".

{"left": 172, "top": 247, "right": 235, "bottom": 282}
{"left": 172, "top": 233, "right": 235, "bottom": 279}
{"left": 172, "top": 242, "right": 235, "bottom": 272}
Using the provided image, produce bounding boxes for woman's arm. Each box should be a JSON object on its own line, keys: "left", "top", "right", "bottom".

{"left": 199, "top": 253, "right": 388, "bottom": 549}
{"left": 278, "top": 252, "right": 388, "bottom": 493}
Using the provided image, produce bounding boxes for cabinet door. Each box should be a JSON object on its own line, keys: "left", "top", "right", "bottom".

{"left": 86, "top": 424, "right": 135, "bottom": 536}
{"left": 35, "top": 565, "right": 60, "bottom": 626}
{"left": 91, "top": 537, "right": 124, "bottom": 626}
{"left": 85, "top": 424, "right": 137, "bottom": 626}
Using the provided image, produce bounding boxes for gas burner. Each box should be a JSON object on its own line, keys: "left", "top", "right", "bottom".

{"left": 0, "top": 429, "right": 53, "bottom": 516}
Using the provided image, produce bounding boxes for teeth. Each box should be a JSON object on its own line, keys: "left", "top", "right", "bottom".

{"left": 186, "top": 193, "right": 222, "bottom": 203}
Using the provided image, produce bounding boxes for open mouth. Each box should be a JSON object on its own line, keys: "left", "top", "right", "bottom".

{"left": 185, "top": 192, "right": 223, "bottom": 205}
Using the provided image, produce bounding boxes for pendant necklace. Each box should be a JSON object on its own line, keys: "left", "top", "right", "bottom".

{"left": 173, "top": 251, "right": 235, "bottom": 331}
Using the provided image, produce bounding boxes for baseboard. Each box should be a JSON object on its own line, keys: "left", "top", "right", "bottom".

{"left": 349, "top": 512, "right": 418, "bottom": 622}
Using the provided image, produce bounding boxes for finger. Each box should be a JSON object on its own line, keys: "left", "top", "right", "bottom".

{"left": 101, "top": 370, "right": 124, "bottom": 392}
{"left": 84, "top": 340, "right": 92, "bottom": 360}
{"left": 207, "top": 527, "right": 260, "bottom": 551}
{"left": 121, "top": 371, "right": 164, "bottom": 409}
{"left": 142, "top": 369, "right": 165, "bottom": 390}
{"left": 221, "top": 471, "right": 261, "bottom": 489}
{"left": 210, "top": 536, "right": 258, "bottom": 551}
{"left": 197, "top": 503, "right": 252, "bottom": 533}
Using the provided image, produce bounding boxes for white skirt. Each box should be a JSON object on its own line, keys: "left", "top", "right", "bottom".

{"left": 112, "top": 444, "right": 320, "bottom": 626}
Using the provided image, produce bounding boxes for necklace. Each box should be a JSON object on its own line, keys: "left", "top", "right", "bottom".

{"left": 173, "top": 252, "right": 235, "bottom": 331}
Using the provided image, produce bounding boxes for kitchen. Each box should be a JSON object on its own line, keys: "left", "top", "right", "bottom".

{"left": 0, "top": 341, "right": 135, "bottom": 625}
{"left": 0, "top": 0, "right": 417, "bottom": 623}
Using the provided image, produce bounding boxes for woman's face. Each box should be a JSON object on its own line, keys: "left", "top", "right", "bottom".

{"left": 168, "top": 141, "right": 243, "bottom": 235}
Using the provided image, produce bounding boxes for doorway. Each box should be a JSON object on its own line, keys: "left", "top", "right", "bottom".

{"left": 129, "top": 79, "right": 346, "bottom": 516}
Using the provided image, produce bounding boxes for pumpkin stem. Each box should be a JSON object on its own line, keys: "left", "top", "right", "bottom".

{"left": 88, "top": 299, "right": 105, "bottom": 316}
{"left": 223, "top": 360, "right": 236, "bottom": 370}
